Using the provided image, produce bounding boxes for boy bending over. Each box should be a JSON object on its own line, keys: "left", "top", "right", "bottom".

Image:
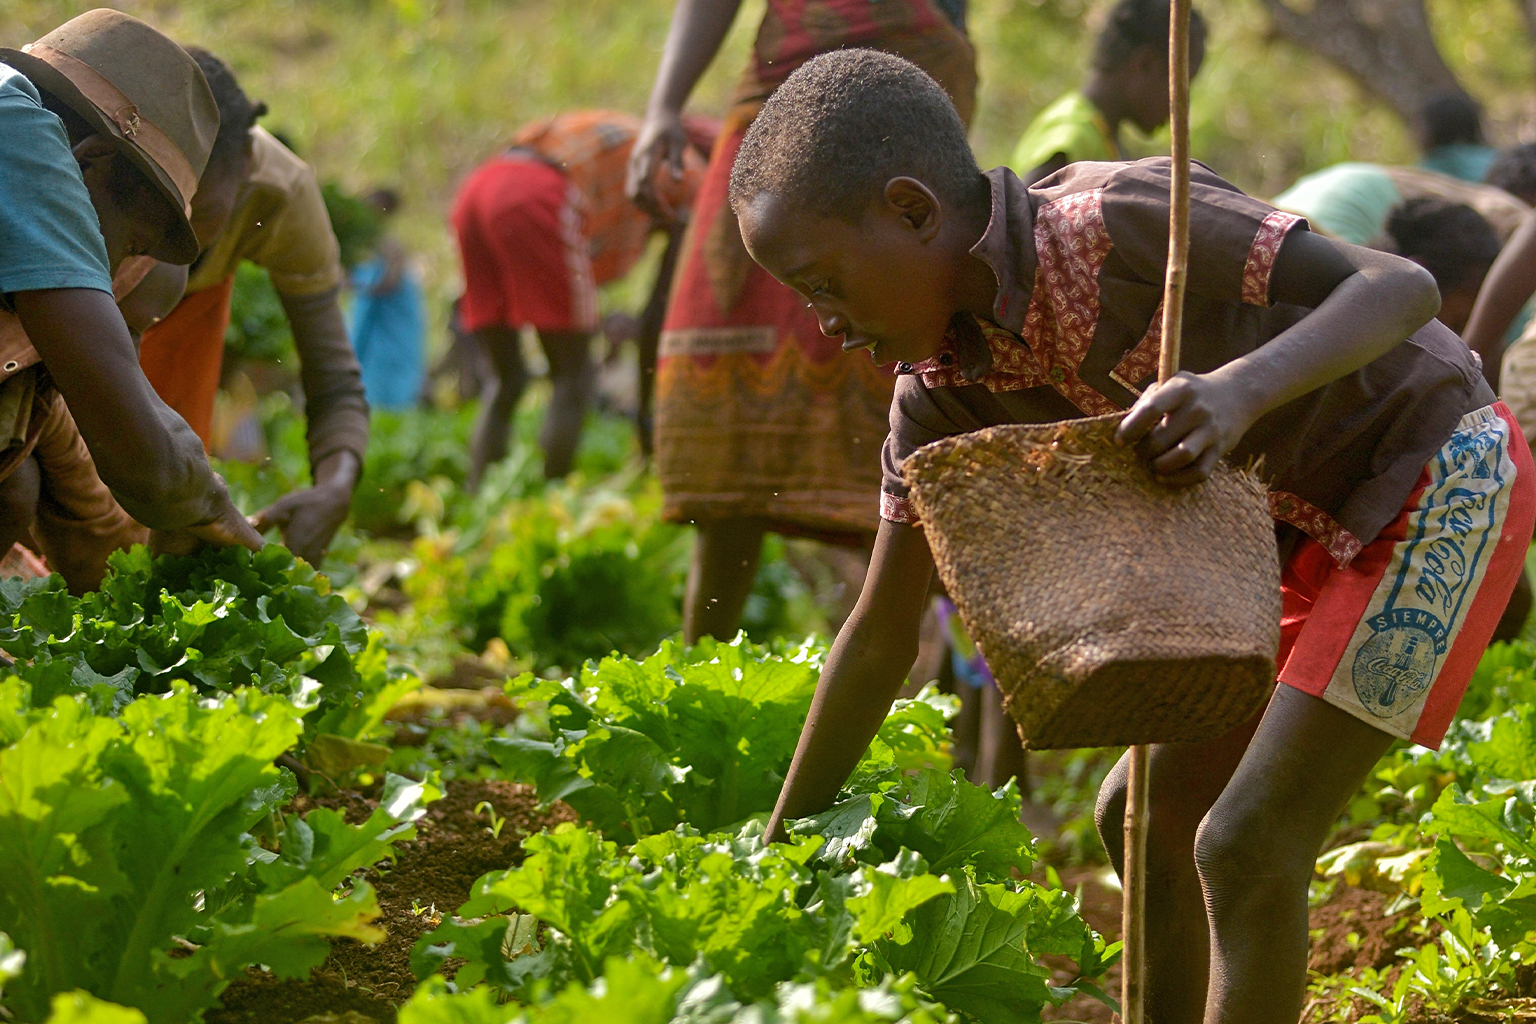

{"left": 740, "top": 50, "right": 1534, "bottom": 1023}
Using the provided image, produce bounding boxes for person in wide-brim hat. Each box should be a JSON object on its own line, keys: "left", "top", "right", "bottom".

{"left": 0, "top": 7, "right": 218, "bottom": 265}
{"left": 0, "top": 7, "right": 261, "bottom": 586}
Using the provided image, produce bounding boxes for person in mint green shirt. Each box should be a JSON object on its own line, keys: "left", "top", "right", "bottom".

{"left": 1011, "top": 0, "right": 1206, "bottom": 184}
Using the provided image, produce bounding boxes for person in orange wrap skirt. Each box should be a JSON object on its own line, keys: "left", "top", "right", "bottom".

{"left": 628, "top": 0, "right": 977, "bottom": 643}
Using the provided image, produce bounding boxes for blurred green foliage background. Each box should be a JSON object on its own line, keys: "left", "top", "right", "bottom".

{"left": 5, "top": 0, "right": 1533, "bottom": 331}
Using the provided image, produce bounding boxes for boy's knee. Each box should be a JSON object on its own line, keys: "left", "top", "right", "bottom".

{"left": 1095, "top": 756, "right": 1128, "bottom": 873}
{"left": 1194, "top": 801, "right": 1312, "bottom": 909}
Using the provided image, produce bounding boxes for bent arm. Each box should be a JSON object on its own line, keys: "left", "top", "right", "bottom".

{"left": 764, "top": 519, "right": 936, "bottom": 842}
{"left": 15, "top": 287, "right": 224, "bottom": 530}
{"left": 1462, "top": 210, "right": 1536, "bottom": 392}
{"left": 1118, "top": 231, "right": 1443, "bottom": 483}
{"left": 278, "top": 286, "right": 369, "bottom": 481}
{"left": 1221, "top": 232, "right": 1443, "bottom": 418}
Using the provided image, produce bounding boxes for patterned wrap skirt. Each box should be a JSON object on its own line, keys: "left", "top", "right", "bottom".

{"left": 654, "top": 0, "right": 976, "bottom": 543}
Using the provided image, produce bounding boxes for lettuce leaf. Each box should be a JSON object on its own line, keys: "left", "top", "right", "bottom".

{"left": 0, "top": 546, "right": 411, "bottom": 748}
{"left": 0, "top": 681, "right": 431, "bottom": 1024}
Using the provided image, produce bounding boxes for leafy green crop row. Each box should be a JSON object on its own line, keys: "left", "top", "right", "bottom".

{"left": 0, "top": 547, "right": 437, "bottom": 1023}
{"left": 0, "top": 677, "right": 435, "bottom": 1023}
{"left": 400, "top": 636, "right": 1117, "bottom": 1023}
{"left": 0, "top": 545, "right": 415, "bottom": 773}
{"left": 1304, "top": 641, "right": 1536, "bottom": 1020}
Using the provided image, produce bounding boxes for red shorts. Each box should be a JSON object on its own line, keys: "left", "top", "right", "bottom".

{"left": 1278, "top": 402, "right": 1536, "bottom": 748}
{"left": 451, "top": 156, "right": 599, "bottom": 334}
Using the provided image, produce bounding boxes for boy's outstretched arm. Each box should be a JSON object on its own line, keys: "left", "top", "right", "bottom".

{"left": 1117, "top": 232, "right": 1442, "bottom": 483}
{"left": 764, "top": 518, "right": 935, "bottom": 842}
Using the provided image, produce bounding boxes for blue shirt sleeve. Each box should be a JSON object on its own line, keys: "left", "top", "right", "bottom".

{"left": 0, "top": 66, "right": 113, "bottom": 303}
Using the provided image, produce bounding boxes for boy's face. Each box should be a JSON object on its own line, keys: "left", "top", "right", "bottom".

{"left": 737, "top": 180, "right": 962, "bottom": 368}
{"left": 75, "top": 136, "right": 177, "bottom": 271}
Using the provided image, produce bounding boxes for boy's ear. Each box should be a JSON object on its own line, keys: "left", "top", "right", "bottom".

{"left": 884, "top": 177, "right": 942, "bottom": 240}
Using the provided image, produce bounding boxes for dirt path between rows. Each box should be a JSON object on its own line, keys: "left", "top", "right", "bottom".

{"left": 1037, "top": 869, "right": 1429, "bottom": 1024}
{"left": 206, "top": 779, "right": 573, "bottom": 1024}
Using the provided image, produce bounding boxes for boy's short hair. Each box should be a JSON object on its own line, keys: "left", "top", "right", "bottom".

{"left": 1384, "top": 198, "right": 1501, "bottom": 293}
{"left": 184, "top": 47, "right": 265, "bottom": 178}
{"left": 1092, "top": 0, "right": 1207, "bottom": 72}
{"left": 728, "top": 49, "right": 982, "bottom": 223}
{"left": 1419, "top": 90, "right": 1485, "bottom": 149}
{"left": 1485, "top": 143, "right": 1536, "bottom": 205}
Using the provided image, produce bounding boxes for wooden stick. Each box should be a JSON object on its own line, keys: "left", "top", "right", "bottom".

{"left": 1123, "top": 3, "right": 1191, "bottom": 1022}
{"left": 1159, "top": 0, "right": 1193, "bottom": 388}
{"left": 1122, "top": 743, "right": 1151, "bottom": 1023}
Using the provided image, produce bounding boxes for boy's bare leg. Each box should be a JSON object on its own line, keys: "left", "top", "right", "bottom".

{"left": 1197, "top": 686, "right": 1392, "bottom": 1024}
{"left": 467, "top": 325, "right": 528, "bottom": 492}
{"left": 1096, "top": 706, "right": 1265, "bottom": 1024}
{"left": 537, "top": 329, "right": 596, "bottom": 479}
{"left": 684, "top": 517, "right": 768, "bottom": 643}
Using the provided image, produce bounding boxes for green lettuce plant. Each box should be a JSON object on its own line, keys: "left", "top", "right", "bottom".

{"left": 0, "top": 546, "right": 417, "bottom": 757}
{"left": 0, "top": 680, "right": 434, "bottom": 1024}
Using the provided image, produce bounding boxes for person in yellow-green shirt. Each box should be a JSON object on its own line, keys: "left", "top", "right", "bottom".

{"left": 1011, "top": 0, "right": 1206, "bottom": 184}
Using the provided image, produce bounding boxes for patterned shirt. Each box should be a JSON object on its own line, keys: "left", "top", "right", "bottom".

{"left": 512, "top": 111, "right": 700, "bottom": 287}
{"left": 881, "top": 159, "right": 1493, "bottom": 567}
{"left": 734, "top": 0, "right": 976, "bottom": 123}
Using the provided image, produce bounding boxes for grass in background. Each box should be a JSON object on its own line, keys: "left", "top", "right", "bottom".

{"left": 5, "top": 0, "right": 1533, "bottom": 331}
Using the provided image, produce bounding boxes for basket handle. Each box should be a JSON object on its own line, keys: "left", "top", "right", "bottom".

{"left": 1157, "top": 0, "right": 1192, "bottom": 386}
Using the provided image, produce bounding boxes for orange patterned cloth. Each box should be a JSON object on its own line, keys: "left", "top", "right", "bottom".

{"left": 511, "top": 111, "right": 703, "bottom": 287}
{"left": 0, "top": 543, "right": 48, "bottom": 580}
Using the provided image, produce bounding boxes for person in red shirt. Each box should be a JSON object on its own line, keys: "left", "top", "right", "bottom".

{"left": 451, "top": 111, "right": 712, "bottom": 487}
{"left": 733, "top": 50, "right": 1532, "bottom": 1024}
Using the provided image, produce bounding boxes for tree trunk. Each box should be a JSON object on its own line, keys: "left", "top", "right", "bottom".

{"left": 1252, "top": 0, "right": 1471, "bottom": 125}
{"left": 1519, "top": 0, "right": 1536, "bottom": 71}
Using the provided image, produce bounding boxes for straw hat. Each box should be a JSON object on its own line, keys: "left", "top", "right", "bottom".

{"left": 0, "top": 9, "right": 218, "bottom": 265}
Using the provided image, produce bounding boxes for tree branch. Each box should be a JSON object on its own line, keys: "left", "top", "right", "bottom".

{"left": 1252, "top": 0, "right": 1471, "bottom": 125}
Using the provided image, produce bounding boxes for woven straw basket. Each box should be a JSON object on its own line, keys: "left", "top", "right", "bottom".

{"left": 905, "top": 413, "right": 1282, "bottom": 749}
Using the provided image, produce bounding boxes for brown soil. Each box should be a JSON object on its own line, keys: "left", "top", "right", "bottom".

{"left": 385, "top": 685, "right": 519, "bottom": 740}
{"left": 428, "top": 655, "right": 510, "bottom": 692}
{"left": 206, "top": 779, "right": 574, "bottom": 1024}
{"left": 1308, "top": 883, "right": 1428, "bottom": 976}
{"left": 1036, "top": 869, "right": 1443, "bottom": 1024}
